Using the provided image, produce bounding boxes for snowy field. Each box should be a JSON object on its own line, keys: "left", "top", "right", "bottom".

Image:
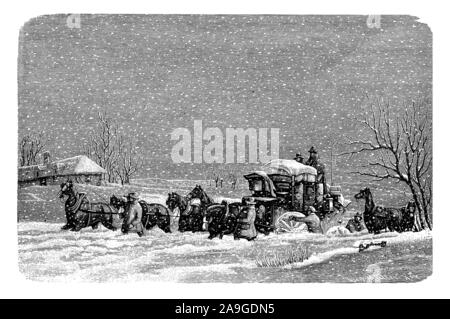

{"left": 17, "top": 182, "right": 432, "bottom": 283}
{"left": 18, "top": 222, "right": 432, "bottom": 283}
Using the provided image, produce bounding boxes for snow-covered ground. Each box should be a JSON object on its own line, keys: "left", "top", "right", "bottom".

{"left": 17, "top": 181, "right": 432, "bottom": 283}
{"left": 18, "top": 222, "right": 432, "bottom": 283}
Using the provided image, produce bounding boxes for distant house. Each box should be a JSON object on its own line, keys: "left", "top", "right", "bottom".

{"left": 18, "top": 155, "right": 106, "bottom": 187}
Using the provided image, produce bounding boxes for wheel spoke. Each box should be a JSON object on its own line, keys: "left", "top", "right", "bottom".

{"left": 280, "top": 219, "right": 291, "bottom": 231}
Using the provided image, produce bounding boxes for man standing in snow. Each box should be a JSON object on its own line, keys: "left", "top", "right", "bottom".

{"left": 234, "top": 197, "right": 257, "bottom": 241}
{"left": 122, "top": 192, "right": 145, "bottom": 237}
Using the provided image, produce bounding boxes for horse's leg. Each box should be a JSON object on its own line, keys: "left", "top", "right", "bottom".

{"left": 208, "top": 221, "right": 218, "bottom": 239}
{"left": 155, "top": 210, "right": 171, "bottom": 233}
{"left": 178, "top": 215, "right": 185, "bottom": 232}
{"left": 198, "top": 212, "right": 205, "bottom": 232}
{"left": 197, "top": 215, "right": 203, "bottom": 232}
{"left": 162, "top": 216, "right": 171, "bottom": 233}
{"left": 147, "top": 215, "right": 157, "bottom": 230}
{"left": 101, "top": 215, "right": 117, "bottom": 231}
{"left": 218, "top": 220, "right": 225, "bottom": 239}
{"left": 91, "top": 222, "right": 100, "bottom": 230}
{"left": 61, "top": 223, "right": 73, "bottom": 230}
{"left": 121, "top": 220, "right": 129, "bottom": 234}
{"left": 91, "top": 214, "right": 102, "bottom": 229}
{"left": 208, "top": 228, "right": 216, "bottom": 239}
{"left": 192, "top": 215, "right": 199, "bottom": 233}
{"left": 71, "top": 223, "right": 84, "bottom": 231}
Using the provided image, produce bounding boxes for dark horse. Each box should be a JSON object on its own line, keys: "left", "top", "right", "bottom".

{"left": 205, "top": 201, "right": 240, "bottom": 239}
{"left": 186, "top": 185, "right": 214, "bottom": 207}
{"left": 187, "top": 185, "right": 221, "bottom": 233}
{"left": 109, "top": 195, "right": 171, "bottom": 233}
{"left": 166, "top": 192, "right": 203, "bottom": 232}
{"left": 354, "top": 188, "right": 415, "bottom": 234}
{"left": 166, "top": 185, "right": 212, "bottom": 232}
{"left": 400, "top": 200, "right": 417, "bottom": 232}
{"left": 58, "top": 180, "right": 117, "bottom": 231}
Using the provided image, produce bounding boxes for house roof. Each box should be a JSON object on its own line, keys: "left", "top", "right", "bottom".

{"left": 54, "top": 155, "right": 106, "bottom": 175}
{"left": 18, "top": 155, "right": 106, "bottom": 182}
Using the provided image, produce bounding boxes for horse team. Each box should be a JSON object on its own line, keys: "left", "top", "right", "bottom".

{"left": 58, "top": 181, "right": 244, "bottom": 239}
{"left": 58, "top": 180, "right": 417, "bottom": 238}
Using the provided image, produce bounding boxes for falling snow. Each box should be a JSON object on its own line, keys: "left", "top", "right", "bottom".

{"left": 18, "top": 15, "right": 431, "bottom": 185}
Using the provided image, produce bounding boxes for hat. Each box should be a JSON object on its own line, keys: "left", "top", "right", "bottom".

{"left": 294, "top": 153, "right": 304, "bottom": 159}
{"left": 309, "top": 147, "right": 317, "bottom": 154}
{"left": 127, "top": 192, "right": 139, "bottom": 200}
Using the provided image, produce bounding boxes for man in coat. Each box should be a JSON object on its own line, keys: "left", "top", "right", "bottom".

{"left": 345, "top": 212, "right": 367, "bottom": 233}
{"left": 290, "top": 206, "right": 322, "bottom": 233}
{"left": 294, "top": 153, "right": 304, "bottom": 164}
{"left": 122, "top": 192, "right": 146, "bottom": 237}
{"left": 305, "top": 146, "right": 328, "bottom": 195}
{"left": 234, "top": 197, "right": 257, "bottom": 241}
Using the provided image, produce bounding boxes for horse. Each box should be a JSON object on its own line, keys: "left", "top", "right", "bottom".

{"left": 58, "top": 180, "right": 117, "bottom": 232}
{"left": 400, "top": 200, "right": 417, "bottom": 232}
{"left": 354, "top": 188, "right": 408, "bottom": 234}
{"left": 186, "top": 185, "right": 214, "bottom": 206}
{"left": 187, "top": 185, "right": 242, "bottom": 239}
{"left": 187, "top": 185, "right": 215, "bottom": 230}
{"left": 166, "top": 192, "right": 203, "bottom": 232}
{"left": 109, "top": 194, "right": 171, "bottom": 233}
{"left": 205, "top": 201, "right": 240, "bottom": 239}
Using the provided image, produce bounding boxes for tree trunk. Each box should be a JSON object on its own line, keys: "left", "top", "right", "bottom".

{"left": 409, "top": 184, "right": 427, "bottom": 231}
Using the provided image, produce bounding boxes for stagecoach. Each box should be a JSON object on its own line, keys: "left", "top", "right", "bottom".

{"left": 241, "top": 159, "right": 350, "bottom": 234}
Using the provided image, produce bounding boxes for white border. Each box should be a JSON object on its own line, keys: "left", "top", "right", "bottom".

{"left": 1, "top": 0, "right": 449, "bottom": 299}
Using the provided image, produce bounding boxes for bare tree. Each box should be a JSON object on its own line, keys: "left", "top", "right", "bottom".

{"left": 84, "top": 111, "right": 144, "bottom": 185}
{"left": 84, "top": 112, "right": 119, "bottom": 183}
{"left": 341, "top": 96, "right": 432, "bottom": 230}
{"left": 18, "top": 132, "right": 46, "bottom": 166}
{"left": 114, "top": 135, "right": 144, "bottom": 185}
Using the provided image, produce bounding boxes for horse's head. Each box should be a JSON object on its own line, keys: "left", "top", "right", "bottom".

{"left": 187, "top": 185, "right": 201, "bottom": 200}
{"left": 354, "top": 187, "right": 371, "bottom": 201}
{"left": 166, "top": 192, "right": 178, "bottom": 211}
{"left": 58, "top": 180, "right": 73, "bottom": 198}
{"left": 110, "top": 194, "right": 126, "bottom": 209}
{"left": 188, "top": 185, "right": 212, "bottom": 204}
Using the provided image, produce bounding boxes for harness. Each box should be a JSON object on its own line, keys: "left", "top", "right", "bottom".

{"left": 66, "top": 193, "right": 87, "bottom": 213}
